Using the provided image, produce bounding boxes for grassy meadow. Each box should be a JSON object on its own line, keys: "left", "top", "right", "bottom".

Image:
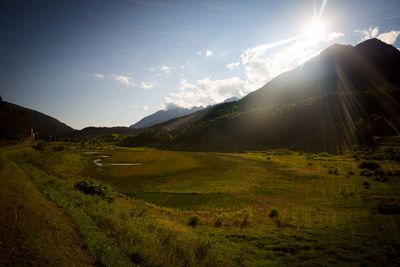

{"left": 2, "top": 142, "right": 400, "bottom": 266}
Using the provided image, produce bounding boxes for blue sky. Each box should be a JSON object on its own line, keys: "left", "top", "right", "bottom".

{"left": 1, "top": 0, "right": 399, "bottom": 129}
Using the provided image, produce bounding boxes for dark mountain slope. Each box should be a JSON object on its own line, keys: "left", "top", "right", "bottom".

{"left": 0, "top": 100, "right": 74, "bottom": 139}
{"left": 130, "top": 105, "right": 203, "bottom": 129}
{"left": 121, "top": 39, "right": 400, "bottom": 153}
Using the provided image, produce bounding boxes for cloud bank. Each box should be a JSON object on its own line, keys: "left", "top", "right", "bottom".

{"left": 165, "top": 32, "right": 344, "bottom": 108}
{"left": 355, "top": 26, "right": 400, "bottom": 44}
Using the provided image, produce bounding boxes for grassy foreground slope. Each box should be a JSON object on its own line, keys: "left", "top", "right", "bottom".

{"left": 0, "top": 145, "right": 92, "bottom": 266}
{"left": 3, "top": 142, "right": 399, "bottom": 266}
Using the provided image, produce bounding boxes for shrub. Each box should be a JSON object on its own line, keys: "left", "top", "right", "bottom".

{"left": 358, "top": 161, "right": 381, "bottom": 171}
{"left": 362, "top": 181, "right": 370, "bottom": 189}
{"left": 187, "top": 216, "right": 199, "bottom": 227}
{"left": 348, "top": 170, "right": 355, "bottom": 175}
{"left": 130, "top": 252, "right": 143, "bottom": 264}
{"left": 360, "top": 169, "right": 373, "bottom": 177}
{"left": 269, "top": 208, "right": 279, "bottom": 218}
{"left": 74, "top": 180, "right": 115, "bottom": 202}
{"left": 378, "top": 204, "right": 400, "bottom": 215}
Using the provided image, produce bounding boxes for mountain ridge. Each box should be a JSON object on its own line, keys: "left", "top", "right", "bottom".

{"left": 130, "top": 105, "right": 204, "bottom": 129}
{"left": 121, "top": 39, "right": 400, "bottom": 153}
{"left": 0, "top": 100, "right": 74, "bottom": 139}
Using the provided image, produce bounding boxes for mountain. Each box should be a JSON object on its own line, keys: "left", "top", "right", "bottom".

{"left": 130, "top": 105, "right": 204, "bottom": 129}
{"left": 223, "top": 96, "right": 239, "bottom": 103}
{"left": 121, "top": 39, "right": 400, "bottom": 153}
{"left": 130, "top": 97, "right": 240, "bottom": 129}
{"left": 0, "top": 100, "right": 74, "bottom": 140}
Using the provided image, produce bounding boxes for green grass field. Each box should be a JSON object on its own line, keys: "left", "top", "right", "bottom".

{"left": 2, "top": 142, "right": 400, "bottom": 266}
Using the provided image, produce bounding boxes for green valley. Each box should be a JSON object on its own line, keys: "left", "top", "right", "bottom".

{"left": 1, "top": 141, "right": 399, "bottom": 266}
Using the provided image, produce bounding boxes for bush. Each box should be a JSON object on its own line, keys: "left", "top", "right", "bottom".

{"left": 74, "top": 180, "right": 115, "bottom": 202}
{"left": 348, "top": 170, "right": 355, "bottom": 175}
{"left": 360, "top": 169, "right": 373, "bottom": 177}
{"left": 130, "top": 252, "right": 143, "bottom": 264}
{"left": 187, "top": 216, "right": 199, "bottom": 227}
{"left": 269, "top": 208, "right": 279, "bottom": 218}
{"left": 378, "top": 204, "right": 400, "bottom": 215}
{"left": 362, "top": 181, "right": 370, "bottom": 189}
{"left": 358, "top": 161, "right": 381, "bottom": 171}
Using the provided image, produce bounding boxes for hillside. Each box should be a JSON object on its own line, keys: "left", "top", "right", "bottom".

{"left": 0, "top": 100, "right": 74, "bottom": 140}
{"left": 130, "top": 105, "right": 204, "bottom": 129}
{"left": 69, "top": 126, "right": 138, "bottom": 140}
{"left": 121, "top": 39, "right": 400, "bottom": 153}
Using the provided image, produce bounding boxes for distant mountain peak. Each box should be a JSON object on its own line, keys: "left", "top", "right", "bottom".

{"left": 130, "top": 105, "right": 204, "bottom": 129}
{"left": 223, "top": 96, "right": 239, "bottom": 103}
{"left": 355, "top": 38, "right": 400, "bottom": 54}
{"left": 356, "top": 38, "right": 389, "bottom": 48}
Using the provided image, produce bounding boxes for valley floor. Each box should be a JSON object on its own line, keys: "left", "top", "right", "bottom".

{"left": 1, "top": 142, "right": 400, "bottom": 266}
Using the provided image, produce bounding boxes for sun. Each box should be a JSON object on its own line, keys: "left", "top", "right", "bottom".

{"left": 304, "top": 19, "right": 326, "bottom": 41}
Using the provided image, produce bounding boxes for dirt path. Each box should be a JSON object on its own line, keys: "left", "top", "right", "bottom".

{"left": 0, "top": 146, "right": 93, "bottom": 266}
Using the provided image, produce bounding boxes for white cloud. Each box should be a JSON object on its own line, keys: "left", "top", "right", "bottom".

{"left": 323, "top": 32, "right": 344, "bottom": 42}
{"left": 355, "top": 26, "right": 380, "bottom": 41}
{"left": 226, "top": 62, "right": 240, "bottom": 70}
{"left": 166, "top": 32, "right": 344, "bottom": 108}
{"left": 93, "top": 73, "right": 104, "bottom": 79}
{"left": 140, "top": 81, "right": 154, "bottom": 90}
{"left": 377, "top": 30, "right": 400, "bottom": 45}
{"left": 355, "top": 26, "right": 400, "bottom": 44}
{"left": 197, "top": 49, "right": 214, "bottom": 57}
{"left": 112, "top": 74, "right": 134, "bottom": 86}
{"left": 165, "top": 77, "right": 246, "bottom": 108}
{"left": 143, "top": 105, "right": 148, "bottom": 111}
{"left": 159, "top": 65, "right": 171, "bottom": 75}
{"left": 205, "top": 50, "right": 213, "bottom": 57}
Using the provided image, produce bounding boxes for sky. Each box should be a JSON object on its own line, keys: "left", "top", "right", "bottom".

{"left": 0, "top": 0, "right": 400, "bottom": 129}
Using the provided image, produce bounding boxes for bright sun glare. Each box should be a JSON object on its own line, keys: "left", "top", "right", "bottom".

{"left": 304, "top": 20, "right": 326, "bottom": 41}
